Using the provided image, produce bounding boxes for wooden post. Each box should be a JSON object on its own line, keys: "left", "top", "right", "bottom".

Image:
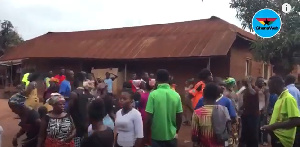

{"left": 124, "top": 64, "right": 127, "bottom": 81}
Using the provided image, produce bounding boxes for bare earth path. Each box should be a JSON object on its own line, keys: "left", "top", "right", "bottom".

{"left": 0, "top": 98, "right": 270, "bottom": 147}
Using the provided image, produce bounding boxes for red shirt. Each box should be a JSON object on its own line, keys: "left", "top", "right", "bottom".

{"left": 54, "top": 74, "right": 66, "bottom": 85}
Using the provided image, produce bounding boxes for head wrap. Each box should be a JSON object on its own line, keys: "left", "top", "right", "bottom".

{"left": 50, "top": 77, "right": 59, "bottom": 83}
{"left": 8, "top": 93, "right": 26, "bottom": 107}
{"left": 224, "top": 77, "right": 236, "bottom": 87}
{"left": 47, "top": 93, "right": 65, "bottom": 105}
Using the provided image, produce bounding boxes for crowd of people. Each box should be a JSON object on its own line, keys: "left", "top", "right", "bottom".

{"left": 6, "top": 67, "right": 300, "bottom": 147}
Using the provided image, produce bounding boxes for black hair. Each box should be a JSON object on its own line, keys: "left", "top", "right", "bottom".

{"left": 73, "top": 72, "right": 85, "bottom": 88}
{"left": 203, "top": 82, "right": 220, "bottom": 100}
{"left": 38, "top": 106, "right": 48, "bottom": 119}
{"left": 285, "top": 74, "right": 296, "bottom": 85}
{"left": 123, "top": 81, "right": 132, "bottom": 89}
{"left": 122, "top": 88, "right": 141, "bottom": 101}
{"left": 156, "top": 69, "right": 170, "bottom": 83}
{"left": 269, "top": 76, "right": 285, "bottom": 87}
{"left": 257, "top": 76, "right": 264, "bottom": 80}
{"left": 88, "top": 99, "right": 106, "bottom": 122}
{"left": 198, "top": 68, "right": 212, "bottom": 81}
{"left": 28, "top": 72, "right": 40, "bottom": 82}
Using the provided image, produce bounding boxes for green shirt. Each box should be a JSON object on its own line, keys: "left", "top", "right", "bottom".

{"left": 269, "top": 89, "right": 300, "bottom": 147}
{"left": 44, "top": 77, "right": 50, "bottom": 88}
{"left": 145, "top": 83, "right": 183, "bottom": 141}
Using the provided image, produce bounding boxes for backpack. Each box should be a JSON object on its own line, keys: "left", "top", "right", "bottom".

{"left": 211, "top": 105, "right": 231, "bottom": 143}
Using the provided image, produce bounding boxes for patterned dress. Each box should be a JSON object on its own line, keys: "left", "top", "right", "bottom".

{"left": 45, "top": 114, "right": 74, "bottom": 147}
{"left": 192, "top": 105, "right": 224, "bottom": 147}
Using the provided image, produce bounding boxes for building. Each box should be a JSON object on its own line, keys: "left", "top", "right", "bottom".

{"left": 0, "top": 16, "right": 270, "bottom": 95}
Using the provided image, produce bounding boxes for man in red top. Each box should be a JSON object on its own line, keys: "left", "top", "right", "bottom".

{"left": 54, "top": 68, "right": 66, "bottom": 85}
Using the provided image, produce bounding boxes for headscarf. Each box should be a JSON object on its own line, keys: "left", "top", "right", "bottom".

{"left": 8, "top": 93, "right": 26, "bottom": 107}
{"left": 47, "top": 93, "right": 65, "bottom": 105}
{"left": 224, "top": 77, "right": 236, "bottom": 88}
{"left": 50, "top": 77, "right": 59, "bottom": 83}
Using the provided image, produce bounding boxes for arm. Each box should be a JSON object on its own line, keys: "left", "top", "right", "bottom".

{"left": 145, "top": 93, "right": 154, "bottom": 130}
{"left": 267, "top": 117, "right": 300, "bottom": 130}
{"left": 264, "top": 89, "right": 270, "bottom": 114}
{"left": 133, "top": 112, "right": 144, "bottom": 147}
{"left": 110, "top": 73, "right": 118, "bottom": 81}
{"left": 65, "top": 116, "right": 76, "bottom": 142}
{"left": 37, "top": 117, "right": 48, "bottom": 147}
{"left": 247, "top": 84, "right": 257, "bottom": 95}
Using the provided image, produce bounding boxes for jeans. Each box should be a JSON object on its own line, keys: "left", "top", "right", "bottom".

{"left": 240, "top": 115, "right": 259, "bottom": 147}
{"left": 258, "top": 112, "right": 268, "bottom": 143}
{"left": 152, "top": 138, "right": 177, "bottom": 147}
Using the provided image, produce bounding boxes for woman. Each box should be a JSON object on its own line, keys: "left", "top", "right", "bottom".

{"left": 115, "top": 88, "right": 143, "bottom": 147}
{"left": 37, "top": 93, "right": 76, "bottom": 147}
{"left": 43, "top": 77, "right": 59, "bottom": 112}
{"left": 192, "top": 83, "right": 231, "bottom": 147}
{"left": 138, "top": 81, "right": 152, "bottom": 146}
{"left": 24, "top": 73, "right": 40, "bottom": 110}
{"left": 82, "top": 99, "right": 114, "bottom": 147}
{"left": 8, "top": 93, "right": 41, "bottom": 147}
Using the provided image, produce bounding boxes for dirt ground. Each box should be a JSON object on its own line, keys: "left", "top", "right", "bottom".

{"left": 0, "top": 98, "right": 271, "bottom": 147}
{"left": 0, "top": 98, "right": 193, "bottom": 147}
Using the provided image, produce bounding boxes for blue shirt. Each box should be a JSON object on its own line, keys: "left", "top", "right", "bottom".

{"left": 268, "top": 94, "right": 278, "bottom": 114}
{"left": 59, "top": 80, "right": 71, "bottom": 98}
{"left": 287, "top": 84, "right": 300, "bottom": 111}
{"left": 104, "top": 78, "right": 113, "bottom": 93}
{"left": 195, "top": 96, "right": 237, "bottom": 118}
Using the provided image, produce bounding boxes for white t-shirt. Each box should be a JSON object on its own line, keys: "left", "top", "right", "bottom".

{"left": 115, "top": 108, "right": 143, "bottom": 147}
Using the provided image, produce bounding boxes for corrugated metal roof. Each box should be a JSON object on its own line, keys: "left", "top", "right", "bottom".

{"left": 0, "top": 16, "right": 255, "bottom": 61}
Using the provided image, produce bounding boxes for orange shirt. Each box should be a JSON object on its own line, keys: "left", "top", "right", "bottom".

{"left": 189, "top": 81, "right": 205, "bottom": 109}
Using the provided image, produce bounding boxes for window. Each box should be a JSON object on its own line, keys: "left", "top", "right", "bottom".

{"left": 245, "top": 58, "right": 252, "bottom": 76}
{"left": 262, "top": 63, "right": 270, "bottom": 79}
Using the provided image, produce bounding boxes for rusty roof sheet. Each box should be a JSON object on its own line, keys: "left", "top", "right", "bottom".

{"left": 0, "top": 16, "right": 255, "bottom": 61}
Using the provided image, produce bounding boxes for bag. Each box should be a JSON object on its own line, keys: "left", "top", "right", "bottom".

{"left": 211, "top": 105, "right": 231, "bottom": 143}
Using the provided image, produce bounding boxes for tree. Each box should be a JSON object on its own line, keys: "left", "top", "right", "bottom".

{"left": 230, "top": 0, "right": 300, "bottom": 76}
{"left": 0, "top": 20, "right": 23, "bottom": 55}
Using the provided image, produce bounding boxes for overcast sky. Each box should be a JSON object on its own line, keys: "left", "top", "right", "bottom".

{"left": 0, "top": 0, "right": 243, "bottom": 40}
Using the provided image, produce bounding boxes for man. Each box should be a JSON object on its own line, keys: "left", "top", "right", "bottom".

{"left": 69, "top": 72, "right": 95, "bottom": 147}
{"left": 104, "top": 72, "right": 118, "bottom": 96}
{"left": 239, "top": 76, "right": 259, "bottom": 147}
{"left": 59, "top": 70, "right": 74, "bottom": 110}
{"left": 262, "top": 76, "right": 300, "bottom": 147}
{"left": 255, "top": 77, "right": 270, "bottom": 146}
{"left": 146, "top": 69, "right": 183, "bottom": 147}
{"left": 189, "top": 68, "right": 213, "bottom": 109}
{"left": 285, "top": 74, "right": 300, "bottom": 147}
{"left": 54, "top": 68, "right": 66, "bottom": 85}
{"left": 285, "top": 75, "right": 300, "bottom": 110}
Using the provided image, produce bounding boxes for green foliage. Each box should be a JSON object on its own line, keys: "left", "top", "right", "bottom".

{"left": 230, "top": 0, "right": 300, "bottom": 75}
{"left": 0, "top": 20, "right": 23, "bottom": 52}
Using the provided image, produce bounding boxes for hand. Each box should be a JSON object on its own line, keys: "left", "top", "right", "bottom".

{"left": 12, "top": 137, "right": 18, "bottom": 147}
{"left": 174, "top": 133, "right": 178, "bottom": 139}
{"left": 261, "top": 125, "right": 274, "bottom": 132}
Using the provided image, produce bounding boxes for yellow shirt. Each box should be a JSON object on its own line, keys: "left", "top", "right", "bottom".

{"left": 269, "top": 89, "right": 300, "bottom": 147}
{"left": 22, "top": 73, "right": 30, "bottom": 88}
